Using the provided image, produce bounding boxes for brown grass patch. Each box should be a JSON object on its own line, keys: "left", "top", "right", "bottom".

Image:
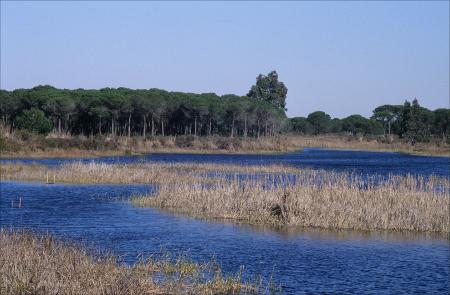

{"left": 0, "top": 162, "right": 299, "bottom": 184}
{"left": 1, "top": 134, "right": 448, "bottom": 157}
{"left": 133, "top": 172, "right": 449, "bottom": 233}
{"left": 0, "top": 230, "right": 258, "bottom": 295}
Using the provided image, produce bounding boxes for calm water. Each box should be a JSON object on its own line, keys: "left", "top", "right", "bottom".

{"left": 1, "top": 149, "right": 449, "bottom": 294}
{"left": 2, "top": 148, "right": 449, "bottom": 177}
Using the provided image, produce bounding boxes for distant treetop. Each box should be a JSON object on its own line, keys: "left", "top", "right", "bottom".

{"left": 247, "top": 71, "right": 288, "bottom": 111}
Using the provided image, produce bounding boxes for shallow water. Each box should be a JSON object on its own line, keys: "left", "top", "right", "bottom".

{"left": 1, "top": 180, "right": 449, "bottom": 294}
{"left": 2, "top": 148, "right": 449, "bottom": 177}
{"left": 1, "top": 149, "right": 449, "bottom": 293}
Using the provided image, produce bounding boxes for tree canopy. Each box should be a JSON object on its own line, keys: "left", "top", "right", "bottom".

{"left": 289, "top": 98, "right": 449, "bottom": 142}
{"left": 0, "top": 85, "right": 287, "bottom": 138}
{"left": 1, "top": 77, "right": 448, "bottom": 144}
{"left": 247, "top": 71, "right": 288, "bottom": 111}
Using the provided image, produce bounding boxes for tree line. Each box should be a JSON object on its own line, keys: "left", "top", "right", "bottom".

{"left": 290, "top": 99, "right": 450, "bottom": 143}
{"left": 0, "top": 70, "right": 448, "bottom": 144}
{"left": 0, "top": 72, "right": 288, "bottom": 138}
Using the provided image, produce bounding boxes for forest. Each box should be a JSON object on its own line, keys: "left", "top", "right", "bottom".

{"left": 290, "top": 99, "right": 450, "bottom": 143}
{"left": 0, "top": 71, "right": 448, "bottom": 143}
{"left": 0, "top": 72, "right": 288, "bottom": 139}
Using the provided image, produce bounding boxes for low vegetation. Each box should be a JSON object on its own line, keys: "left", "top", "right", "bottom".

{"left": 1, "top": 71, "right": 448, "bottom": 154}
{"left": 3, "top": 161, "right": 448, "bottom": 233}
{"left": 132, "top": 172, "right": 450, "bottom": 233}
{"left": 0, "top": 161, "right": 299, "bottom": 184}
{"left": 1, "top": 133, "right": 448, "bottom": 157}
{"left": 0, "top": 230, "right": 260, "bottom": 295}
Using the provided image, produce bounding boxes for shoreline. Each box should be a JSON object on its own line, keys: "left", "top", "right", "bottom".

{"left": 134, "top": 207, "right": 450, "bottom": 238}
{"left": 1, "top": 134, "right": 448, "bottom": 158}
{"left": 0, "top": 229, "right": 256, "bottom": 295}
{"left": 2, "top": 159, "right": 448, "bottom": 234}
{"left": 1, "top": 145, "right": 448, "bottom": 159}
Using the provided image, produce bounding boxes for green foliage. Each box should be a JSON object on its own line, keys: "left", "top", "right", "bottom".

{"left": 328, "top": 118, "right": 343, "bottom": 133}
{"left": 401, "top": 99, "right": 431, "bottom": 143}
{"left": 307, "top": 111, "right": 331, "bottom": 134}
{"left": 341, "top": 114, "right": 383, "bottom": 136}
{"left": 15, "top": 108, "right": 53, "bottom": 135}
{"left": 289, "top": 117, "right": 314, "bottom": 134}
{"left": 371, "top": 104, "right": 402, "bottom": 136}
{"left": 1, "top": 83, "right": 448, "bottom": 144}
{"left": 1, "top": 85, "right": 286, "bottom": 138}
{"left": 433, "top": 108, "right": 450, "bottom": 141}
{"left": 247, "top": 71, "right": 288, "bottom": 110}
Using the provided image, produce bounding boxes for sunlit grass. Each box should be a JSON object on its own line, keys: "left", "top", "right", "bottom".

{"left": 2, "top": 161, "right": 448, "bottom": 233}
{"left": 0, "top": 230, "right": 260, "bottom": 295}
{"left": 133, "top": 171, "right": 449, "bottom": 233}
{"left": 1, "top": 134, "right": 448, "bottom": 157}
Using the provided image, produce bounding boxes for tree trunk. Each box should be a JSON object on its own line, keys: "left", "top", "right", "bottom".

{"left": 230, "top": 116, "right": 235, "bottom": 138}
{"left": 143, "top": 115, "right": 146, "bottom": 138}
{"left": 58, "top": 118, "right": 61, "bottom": 136}
{"left": 161, "top": 119, "right": 165, "bottom": 136}
{"left": 111, "top": 118, "right": 114, "bottom": 137}
{"left": 194, "top": 117, "right": 197, "bottom": 136}
{"left": 208, "top": 119, "right": 212, "bottom": 137}
{"left": 257, "top": 122, "right": 260, "bottom": 139}
{"left": 128, "top": 113, "right": 132, "bottom": 137}
{"left": 244, "top": 117, "right": 247, "bottom": 137}
{"left": 151, "top": 116, "right": 155, "bottom": 136}
{"left": 388, "top": 120, "right": 391, "bottom": 137}
{"left": 99, "top": 116, "right": 102, "bottom": 135}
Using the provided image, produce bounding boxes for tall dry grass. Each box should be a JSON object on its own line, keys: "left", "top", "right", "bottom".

{"left": 1, "top": 133, "right": 448, "bottom": 157}
{"left": 0, "top": 229, "right": 161, "bottom": 295}
{"left": 2, "top": 161, "right": 448, "bottom": 232}
{"left": 0, "top": 161, "right": 299, "bottom": 184}
{"left": 0, "top": 230, "right": 258, "bottom": 295}
{"left": 133, "top": 171, "right": 450, "bottom": 233}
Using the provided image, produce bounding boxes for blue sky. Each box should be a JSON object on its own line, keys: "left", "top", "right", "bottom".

{"left": 1, "top": 1, "right": 448, "bottom": 118}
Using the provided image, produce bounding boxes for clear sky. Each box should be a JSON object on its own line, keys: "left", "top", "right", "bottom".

{"left": 1, "top": 1, "right": 448, "bottom": 118}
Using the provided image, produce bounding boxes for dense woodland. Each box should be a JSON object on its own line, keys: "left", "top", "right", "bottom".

{"left": 290, "top": 99, "right": 450, "bottom": 143}
{"left": 0, "top": 71, "right": 449, "bottom": 144}
{"left": 0, "top": 72, "right": 288, "bottom": 139}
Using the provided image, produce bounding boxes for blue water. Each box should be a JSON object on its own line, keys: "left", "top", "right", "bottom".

{"left": 0, "top": 181, "right": 448, "bottom": 294}
{"left": 1, "top": 149, "right": 449, "bottom": 294}
{"left": 2, "top": 148, "right": 449, "bottom": 178}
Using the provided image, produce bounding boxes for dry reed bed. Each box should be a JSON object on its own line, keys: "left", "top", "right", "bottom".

{"left": 2, "top": 134, "right": 448, "bottom": 157}
{"left": 0, "top": 230, "right": 257, "bottom": 295}
{"left": 133, "top": 171, "right": 450, "bottom": 233}
{"left": 0, "top": 161, "right": 300, "bottom": 184}
{"left": 286, "top": 135, "right": 450, "bottom": 156}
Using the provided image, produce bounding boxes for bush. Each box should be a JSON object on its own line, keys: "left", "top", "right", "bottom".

{"left": 0, "top": 135, "right": 22, "bottom": 152}
{"left": 15, "top": 108, "right": 53, "bottom": 135}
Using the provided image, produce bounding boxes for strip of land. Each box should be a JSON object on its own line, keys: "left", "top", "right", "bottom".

{"left": 0, "top": 230, "right": 256, "bottom": 295}
{"left": 1, "top": 134, "right": 448, "bottom": 158}
{"left": 132, "top": 173, "right": 450, "bottom": 233}
{"left": 0, "top": 162, "right": 299, "bottom": 184}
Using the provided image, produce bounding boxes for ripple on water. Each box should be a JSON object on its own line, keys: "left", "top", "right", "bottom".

{"left": 1, "top": 179, "right": 448, "bottom": 294}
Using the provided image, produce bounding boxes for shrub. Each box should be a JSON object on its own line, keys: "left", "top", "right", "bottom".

{"left": 15, "top": 108, "right": 53, "bottom": 135}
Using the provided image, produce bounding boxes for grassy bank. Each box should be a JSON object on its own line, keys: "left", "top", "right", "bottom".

{"left": 132, "top": 172, "right": 450, "bottom": 233}
{"left": 0, "top": 230, "right": 259, "bottom": 295}
{"left": 1, "top": 132, "right": 448, "bottom": 157}
{"left": 0, "top": 162, "right": 299, "bottom": 184}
